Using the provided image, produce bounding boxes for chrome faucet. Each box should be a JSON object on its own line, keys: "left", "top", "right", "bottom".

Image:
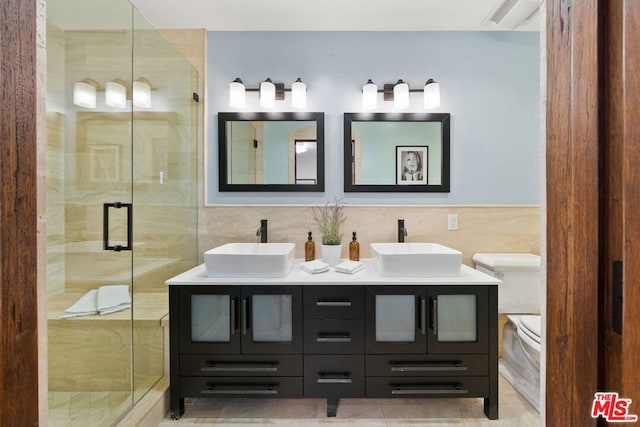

{"left": 256, "top": 219, "right": 268, "bottom": 243}
{"left": 398, "top": 219, "right": 408, "bottom": 243}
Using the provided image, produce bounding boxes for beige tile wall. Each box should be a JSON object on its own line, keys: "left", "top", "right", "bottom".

{"left": 198, "top": 205, "right": 541, "bottom": 265}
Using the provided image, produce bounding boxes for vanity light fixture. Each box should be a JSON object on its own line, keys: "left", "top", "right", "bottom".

{"left": 105, "top": 80, "right": 127, "bottom": 109}
{"left": 73, "top": 79, "right": 98, "bottom": 109}
{"left": 73, "top": 78, "right": 154, "bottom": 109}
{"left": 363, "top": 78, "right": 441, "bottom": 110}
{"left": 228, "top": 77, "right": 307, "bottom": 109}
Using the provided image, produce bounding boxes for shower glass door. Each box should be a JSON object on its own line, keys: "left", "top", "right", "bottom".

{"left": 46, "top": 1, "right": 135, "bottom": 424}
{"left": 46, "top": 0, "right": 199, "bottom": 425}
{"left": 131, "top": 8, "right": 199, "bottom": 404}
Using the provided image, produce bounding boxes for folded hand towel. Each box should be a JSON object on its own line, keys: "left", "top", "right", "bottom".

{"left": 59, "top": 290, "right": 98, "bottom": 319}
{"left": 97, "top": 285, "right": 131, "bottom": 315}
{"left": 334, "top": 260, "right": 363, "bottom": 274}
{"left": 300, "top": 260, "right": 330, "bottom": 274}
{"left": 59, "top": 285, "right": 131, "bottom": 319}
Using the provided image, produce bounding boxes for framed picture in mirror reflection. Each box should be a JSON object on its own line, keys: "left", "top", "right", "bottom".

{"left": 396, "top": 146, "right": 428, "bottom": 185}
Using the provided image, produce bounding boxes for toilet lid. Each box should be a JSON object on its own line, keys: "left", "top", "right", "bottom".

{"left": 518, "top": 315, "right": 541, "bottom": 343}
{"left": 472, "top": 253, "right": 541, "bottom": 270}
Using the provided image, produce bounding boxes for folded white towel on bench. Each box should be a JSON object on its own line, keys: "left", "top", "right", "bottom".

{"left": 59, "top": 285, "right": 131, "bottom": 319}
{"left": 97, "top": 284, "right": 131, "bottom": 315}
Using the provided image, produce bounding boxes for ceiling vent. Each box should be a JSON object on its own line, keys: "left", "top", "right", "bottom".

{"left": 483, "top": 0, "right": 541, "bottom": 29}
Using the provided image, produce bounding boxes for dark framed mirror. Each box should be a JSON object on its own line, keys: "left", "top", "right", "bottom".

{"left": 218, "top": 112, "right": 324, "bottom": 192}
{"left": 344, "top": 113, "right": 450, "bottom": 193}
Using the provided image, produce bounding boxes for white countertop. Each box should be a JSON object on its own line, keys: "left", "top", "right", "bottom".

{"left": 166, "top": 259, "right": 500, "bottom": 286}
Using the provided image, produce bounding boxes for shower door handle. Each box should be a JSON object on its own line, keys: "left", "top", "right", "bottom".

{"left": 103, "top": 202, "right": 133, "bottom": 251}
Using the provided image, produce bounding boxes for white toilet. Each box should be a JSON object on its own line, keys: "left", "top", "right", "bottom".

{"left": 472, "top": 253, "right": 542, "bottom": 412}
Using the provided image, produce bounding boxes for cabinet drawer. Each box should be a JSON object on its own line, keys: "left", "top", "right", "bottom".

{"left": 303, "top": 319, "right": 364, "bottom": 354}
{"left": 304, "top": 355, "right": 365, "bottom": 398}
{"left": 366, "top": 354, "right": 488, "bottom": 377}
{"left": 180, "top": 354, "right": 302, "bottom": 377}
{"left": 180, "top": 376, "right": 302, "bottom": 398}
{"left": 304, "top": 286, "right": 364, "bottom": 319}
{"left": 366, "top": 376, "right": 489, "bottom": 398}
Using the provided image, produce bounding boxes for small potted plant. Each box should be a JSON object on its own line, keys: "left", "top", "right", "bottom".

{"left": 312, "top": 198, "right": 346, "bottom": 266}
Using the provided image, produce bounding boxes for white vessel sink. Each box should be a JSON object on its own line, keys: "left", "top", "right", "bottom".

{"left": 370, "top": 242, "right": 463, "bottom": 277}
{"left": 204, "top": 243, "right": 295, "bottom": 278}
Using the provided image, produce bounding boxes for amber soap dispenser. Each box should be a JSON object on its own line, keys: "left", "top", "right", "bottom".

{"left": 305, "top": 231, "right": 315, "bottom": 261}
{"left": 349, "top": 231, "right": 360, "bottom": 261}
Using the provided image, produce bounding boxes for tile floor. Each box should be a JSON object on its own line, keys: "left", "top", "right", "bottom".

{"left": 159, "top": 375, "right": 541, "bottom": 426}
{"left": 48, "top": 390, "right": 132, "bottom": 427}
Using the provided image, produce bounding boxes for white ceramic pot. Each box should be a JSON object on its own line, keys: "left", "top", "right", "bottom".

{"left": 321, "top": 244, "right": 342, "bottom": 266}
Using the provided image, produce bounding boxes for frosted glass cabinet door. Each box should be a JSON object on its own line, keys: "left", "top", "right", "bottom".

{"left": 435, "top": 295, "right": 477, "bottom": 342}
{"left": 375, "top": 295, "right": 415, "bottom": 342}
{"left": 428, "top": 286, "right": 490, "bottom": 354}
{"left": 365, "top": 286, "right": 427, "bottom": 353}
{"left": 178, "top": 286, "right": 240, "bottom": 353}
{"left": 241, "top": 286, "right": 303, "bottom": 354}
{"left": 191, "top": 294, "right": 230, "bottom": 342}
{"left": 251, "top": 294, "right": 293, "bottom": 342}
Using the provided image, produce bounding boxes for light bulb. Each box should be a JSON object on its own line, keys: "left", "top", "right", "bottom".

{"left": 424, "top": 79, "right": 440, "bottom": 109}
{"left": 393, "top": 80, "right": 410, "bottom": 110}
{"left": 362, "top": 79, "right": 378, "bottom": 110}
{"left": 73, "top": 81, "right": 97, "bottom": 109}
{"left": 105, "top": 81, "right": 127, "bottom": 109}
{"left": 229, "top": 78, "right": 246, "bottom": 108}
{"left": 133, "top": 80, "right": 151, "bottom": 108}
{"left": 291, "top": 78, "right": 307, "bottom": 109}
{"left": 259, "top": 78, "right": 276, "bottom": 108}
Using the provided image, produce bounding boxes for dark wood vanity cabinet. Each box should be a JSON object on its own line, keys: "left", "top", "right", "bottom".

{"left": 364, "top": 285, "right": 497, "bottom": 420}
{"left": 170, "top": 285, "right": 303, "bottom": 418}
{"left": 170, "top": 284, "right": 497, "bottom": 420}
{"left": 302, "top": 286, "right": 365, "bottom": 413}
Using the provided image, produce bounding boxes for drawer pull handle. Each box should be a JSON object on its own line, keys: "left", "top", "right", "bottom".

{"left": 230, "top": 298, "right": 237, "bottom": 335}
{"left": 202, "top": 362, "right": 277, "bottom": 373}
{"left": 420, "top": 298, "right": 426, "bottom": 335}
{"left": 202, "top": 385, "right": 278, "bottom": 395}
{"left": 432, "top": 299, "right": 438, "bottom": 336}
{"left": 317, "top": 378, "right": 353, "bottom": 384}
{"left": 390, "top": 384, "right": 468, "bottom": 395}
{"left": 316, "top": 301, "right": 352, "bottom": 307}
{"left": 317, "top": 372, "right": 352, "bottom": 384}
{"left": 317, "top": 334, "right": 351, "bottom": 343}
{"left": 390, "top": 362, "right": 468, "bottom": 372}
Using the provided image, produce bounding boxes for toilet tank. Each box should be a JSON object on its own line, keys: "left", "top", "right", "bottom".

{"left": 473, "top": 253, "right": 541, "bottom": 314}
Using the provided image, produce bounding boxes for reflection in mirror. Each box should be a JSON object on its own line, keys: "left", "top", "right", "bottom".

{"left": 344, "top": 113, "right": 450, "bottom": 193}
{"left": 218, "top": 112, "right": 324, "bottom": 192}
{"left": 294, "top": 140, "right": 317, "bottom": 184}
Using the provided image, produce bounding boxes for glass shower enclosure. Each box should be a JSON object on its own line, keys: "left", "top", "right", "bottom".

{"left": 45, "top": 0, "right": 198, "bottom": 424}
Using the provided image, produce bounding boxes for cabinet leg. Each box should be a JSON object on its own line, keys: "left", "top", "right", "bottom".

{"left": 484, "top": 397, "right": 498, "bottom": 420}
{"left": 326, "top": 398, "right": 339, "bottom": 417}
{"left": 170, "top": 397, "right": 185, "bottom": 420}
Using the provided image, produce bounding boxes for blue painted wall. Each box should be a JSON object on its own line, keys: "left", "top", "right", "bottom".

{"left": 207, "top": 31, "right": 541, "bottom": 205}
